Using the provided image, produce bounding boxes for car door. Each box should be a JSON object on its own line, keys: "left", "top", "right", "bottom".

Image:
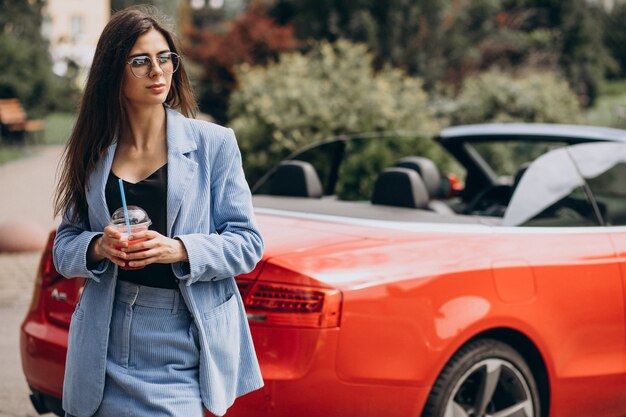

{"left": 503, "top": 142, "right": 626, "bottom": 416}
{"left": 579, "top": 142, "right": 626, "bottom": 328}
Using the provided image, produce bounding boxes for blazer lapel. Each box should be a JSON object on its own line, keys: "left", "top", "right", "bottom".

{"left": 166, "top": 108, "right": 198, "bottom": 236}
{"left": 87, "top": 142, "right": 117, "bottom": 231}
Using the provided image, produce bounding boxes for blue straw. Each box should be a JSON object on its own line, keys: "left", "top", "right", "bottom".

{"left": 118, "top": 179, "right": 132, "bottom": 236}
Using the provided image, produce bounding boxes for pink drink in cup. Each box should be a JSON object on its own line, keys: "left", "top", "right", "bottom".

{"left": 110, "top": 206, "right": 152, "bottom": 270}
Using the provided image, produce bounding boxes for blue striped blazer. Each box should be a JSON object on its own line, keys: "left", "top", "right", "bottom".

{"left": 53, "top": 107, "right": 264, "bottom": 417}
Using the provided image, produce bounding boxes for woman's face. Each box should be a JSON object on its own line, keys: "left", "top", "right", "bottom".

{"left": 122, "top": 29, "right": 175, "bottom": 109}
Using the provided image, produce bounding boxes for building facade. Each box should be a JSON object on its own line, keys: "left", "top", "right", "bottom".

{"left": 42, "top": 0, "right": 110, "bottom": 81}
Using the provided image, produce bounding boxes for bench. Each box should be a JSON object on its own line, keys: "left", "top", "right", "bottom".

{"left": 0, "top": 98, "right": 46, "bottom": 140}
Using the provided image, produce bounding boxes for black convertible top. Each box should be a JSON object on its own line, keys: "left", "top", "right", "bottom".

{"left": 252, "top": 195, "right": 498, "bottom": 225}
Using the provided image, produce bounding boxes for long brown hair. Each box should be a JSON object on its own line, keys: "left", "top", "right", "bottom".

{"left": 54, "top": 6, "right": 198, "bottom": 224}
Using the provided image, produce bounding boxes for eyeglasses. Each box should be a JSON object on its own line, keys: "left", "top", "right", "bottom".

{"left": 126, "top": 52, "right": 180, "bottom": 78}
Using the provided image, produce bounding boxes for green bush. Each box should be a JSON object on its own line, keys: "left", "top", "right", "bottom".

{"left": 0, "top": 33, "right": 79, "bottom": 117}
{"left": 450, "top": 69, "right": 582, "bottom": 125}
{"left": 443, "top": 69, "right": 583, "bottom": 177}
{"left": 228, "top": 40, "right": 441, "bottom": 185}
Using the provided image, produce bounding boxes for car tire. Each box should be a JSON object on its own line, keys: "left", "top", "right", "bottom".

{"left": 421, "top": 338, "right": 541, "bottom": 417}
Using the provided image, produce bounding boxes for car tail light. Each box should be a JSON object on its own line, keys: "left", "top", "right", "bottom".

{"left": 39, "top": 232, "right": 61, "bottom": 288}
{"left": 26, "top": 232, "right": 59, "bottom": 313}
{"left": 237, "top": 279, "right": 342, "bottom": 328}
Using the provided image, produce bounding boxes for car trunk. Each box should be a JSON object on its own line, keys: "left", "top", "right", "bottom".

{"left": 39, "top": 214, "right": 369, "bottom": 329}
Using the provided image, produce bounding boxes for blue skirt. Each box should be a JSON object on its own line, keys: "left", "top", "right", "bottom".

{"left": 70, "top": 280, "right": 204, "bottom": 417}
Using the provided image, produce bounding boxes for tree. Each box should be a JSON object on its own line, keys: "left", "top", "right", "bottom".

{"left": 532, "top": 0, "right": 615, "bottom": 105}
{"left": 445, "top": 68, "right": 583, "bottom": 175}
{"left": 228, "top": 40, "right": 441, "bottom": 185}
{"left": 0, "top": 0, "right": 78, "bottom": 114}
{"left": 186, "top": 1, "right": 297, "bottom": 122}
{"left": 603, "top": 2, "right": 626, "bottom": 78}
{"left": 268, "top": 0, "right": 614, "bottom": 106}
{"left": 451, "top": 69, "right": 582, "bottom": 125}
{"left": 111, "top": 0, "right": 180, "bottom": 17}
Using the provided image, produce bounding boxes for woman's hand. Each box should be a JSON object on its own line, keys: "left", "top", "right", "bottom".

{"left": 87, "top": 225, "right": 130, "bottom": 268}
{"left": 122, "top": 230, "right": 189, "bottom": 268}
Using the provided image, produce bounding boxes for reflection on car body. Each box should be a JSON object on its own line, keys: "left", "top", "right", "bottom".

{"left": 20, "top": 123, "right": 626, "bottom": 417}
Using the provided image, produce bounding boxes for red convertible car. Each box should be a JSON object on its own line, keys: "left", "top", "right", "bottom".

{"left": 21, "top": 124, "right": 626, "bottom": 417}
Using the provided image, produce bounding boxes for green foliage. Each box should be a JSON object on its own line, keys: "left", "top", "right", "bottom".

{"left": 450, "top": 69, "right": 582, "bottom": 125}
{"left": 446, "top": 69, "right": 582, "bottom": 176}
{"left": 270, "top": 0, "right": 484, "bottom": 88}
{"left": 585, "top": 79, "right": 626, "bottom": 128}
{"left": 335, "top": 136, "right": 432, "bottom": 201}
{"left": 42, "top": 112, "right": 77, "bottom": 145}
{"left": 0, "top": 36, "right": 50, "bottom": 112}
{"left": 603, "top": 2, "right": 626, "bottom": 78}
{"left": 0, "top": 0, "right": 79, "bottom": 115}
{"left": 229, "top": 40, "right": 441, "bottom": 185}
{"left": 111, "top": 0, "right": 180, "bottom": 17}
{"left": 0, "top": 145, "right": 28, "bottom": 166}
{"left": 0, "top": 0, "right": 46, "bottom": 41}
{"left": 187, "top": 1, "right": 297, "bottom": 123}
{"left": 269, "top": 0, "right": 614, "bottom": 106}
{"left": 552, "top": 1, "right": 615, "bottom": 105}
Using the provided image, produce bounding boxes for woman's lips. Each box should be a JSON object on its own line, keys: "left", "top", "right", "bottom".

{"left": 148, "top": 84, "right": 166, "bottom": 93}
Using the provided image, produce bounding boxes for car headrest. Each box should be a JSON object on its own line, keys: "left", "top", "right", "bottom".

{"left": 394, "top": 156, "right": 441, "bottom": 198}
{"left": 268, "top": 160, "right": 323, "bottom": 198}
{"left": 371, "top": 167, "right": 430, "bottom": 209}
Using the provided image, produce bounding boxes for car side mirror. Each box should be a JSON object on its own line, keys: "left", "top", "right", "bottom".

{"left": 440, "top": 173, "right": 464, "bottom": 198}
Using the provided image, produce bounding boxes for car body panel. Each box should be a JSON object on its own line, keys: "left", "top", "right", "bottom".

{"left": 229, "top": 213, "right": 626, "bottom": 417}
{"left": 21, "top": 311, "right": 68, "bottom": 397}
{"left": 20, "top": 124, "right": 626, "bottom": 417}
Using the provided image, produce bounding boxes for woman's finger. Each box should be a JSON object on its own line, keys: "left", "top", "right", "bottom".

{"left": 103, "top": 225, "right": 123, "bottom": 239}
{"left": 127, "top": 254, "right": 159, "bottom": 268}
{"left": 125, "top": 247, "right": 159, "bottom": 260}
{"left": 128, "top": 229, "right": 157, "bottom": 241}
{"left": 112, "top": 257, "right": 127, "bottom": 267}
{"left": 125, "top": 239, "right": 151, "bottom": 253}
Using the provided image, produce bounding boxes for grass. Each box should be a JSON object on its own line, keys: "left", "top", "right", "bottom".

{"left": 40, "top": 112, "right": 76, "bottom": 145}
{"left": 585, "top": 79, "right": 626, "bottom": 127}
{"left": 0, "top": 145, "right": 29, "bottom": 165}
{"left": 0, "top": 112, "right": 75, "bottom": 166}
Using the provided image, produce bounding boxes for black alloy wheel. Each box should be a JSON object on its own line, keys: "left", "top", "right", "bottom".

{"left": 422, "top": 339, "right": 541, "bottom": 417}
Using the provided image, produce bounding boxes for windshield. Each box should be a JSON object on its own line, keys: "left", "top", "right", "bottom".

{"left": 468, "top": 140, "right": 567, "bottom": 179}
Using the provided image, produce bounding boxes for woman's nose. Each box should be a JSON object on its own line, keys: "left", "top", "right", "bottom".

{"left": 149, "top": 59, "right": 164, "bottom": 77}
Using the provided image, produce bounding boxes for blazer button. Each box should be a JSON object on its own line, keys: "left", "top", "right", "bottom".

{"left": 175, "top": 278, "right": 180, "bottom": 284}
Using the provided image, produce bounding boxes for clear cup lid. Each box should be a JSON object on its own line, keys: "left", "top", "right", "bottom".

{"left": 111, "top": 205, "right": 152, "bottom": 227}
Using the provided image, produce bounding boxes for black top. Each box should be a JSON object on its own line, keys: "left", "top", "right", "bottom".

{"left": 105, "top": 164, "right": 178, "bottom": 289}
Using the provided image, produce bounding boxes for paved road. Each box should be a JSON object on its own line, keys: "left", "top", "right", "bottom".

{"left": 0, "top": 146, "right": 64, "bottom": 417}
{"left": 0, "top": 146, "right": 63, "bottom": 231}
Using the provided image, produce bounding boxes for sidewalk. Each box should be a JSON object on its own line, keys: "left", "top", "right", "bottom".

{"left": 0, "top": 145, "right": 63, "bottom": 230}
{"left": 0, "top": 146, "right": 64, "bottom": 306}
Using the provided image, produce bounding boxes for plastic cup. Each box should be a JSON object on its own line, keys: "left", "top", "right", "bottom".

{"left": 110, "top": 205, "right": 152, "bottom": 270}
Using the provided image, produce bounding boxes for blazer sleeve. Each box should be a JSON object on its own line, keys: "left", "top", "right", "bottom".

{"left": 172, "top": 128, "right": 264, "bottom": 285}
{"left": 53, "top": 208, "right": 110, "bottom": 281}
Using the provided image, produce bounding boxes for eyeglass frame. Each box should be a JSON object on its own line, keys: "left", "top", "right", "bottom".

{"left": 125, "top": 51, "right": 181, "bottom": 78}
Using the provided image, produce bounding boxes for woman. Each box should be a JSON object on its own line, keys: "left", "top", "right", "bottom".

{"left": 53, "top": 7, "right": 264, "bottom": 417}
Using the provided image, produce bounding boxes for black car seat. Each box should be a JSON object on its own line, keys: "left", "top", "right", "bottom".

{"left": 394, "top": 156, "right": 455, "bottom": 214}
{"left": 371, "top": 167, "right": 430, "bottom": 209}
{"left": 268, "top": 160, "right": 323, "bottom": 198}
{"left": 513, "top": 161, "right": 531, "bottom": 190}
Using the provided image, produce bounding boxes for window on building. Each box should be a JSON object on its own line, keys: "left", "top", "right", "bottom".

{"left": 71, "top": 15, "right": 84, "bottom": 42}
